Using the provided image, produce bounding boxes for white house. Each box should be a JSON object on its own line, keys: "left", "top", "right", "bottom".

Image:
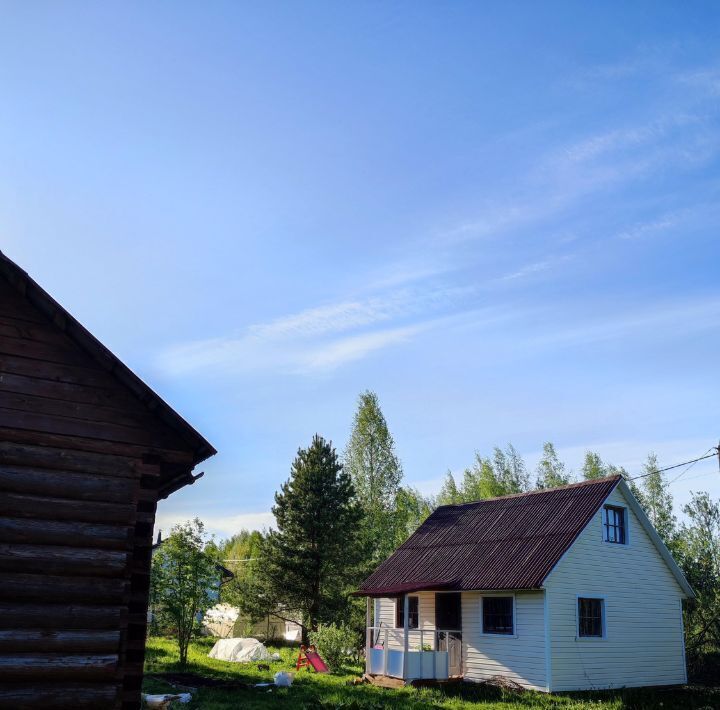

{"left": 357, "top": 475, "right": 693, "bottom": 691}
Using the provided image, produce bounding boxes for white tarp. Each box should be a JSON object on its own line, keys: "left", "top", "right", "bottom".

{"left": 202, "top": 603, "right": 240, "bottom": 638}
{"left": 208, "top": 637, "right": 273, "bottom": 663}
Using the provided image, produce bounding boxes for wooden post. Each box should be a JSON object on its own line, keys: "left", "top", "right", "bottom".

{"left": 365, "top": 597, "right": 371, "bottom": 675}
{"left": 383, "top": 628, "right": 388, "bottom": 676}
{"left": 402, "top": 594, "right": 409, "bottom": 679}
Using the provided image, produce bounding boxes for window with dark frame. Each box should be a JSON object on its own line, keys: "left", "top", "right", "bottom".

{"left": 578, "top": 598, "right": 604, "bottom": 637}
{"left": 482, "top": 596, "right": 514, "bottom": 635}
{"left": 395, "top": 595, "right": 419, "bottom": 629}
{"left": 603, "top": 505, "right": 626, "bottom": 544}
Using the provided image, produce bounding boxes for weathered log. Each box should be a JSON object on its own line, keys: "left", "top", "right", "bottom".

{"left": 0, "top": 629, "right": 120, "bottom": 652}
{"left": 0, "top": 603, "right": 122, "bottom": 630}
{"left": 0, "top": 543, "right": 128, "bottom": 577}
{"left": 0, "top": 439, "right": 139, "bottom": 476}
{"left": 0, "top": 334, "right": 103, "bottom": 369}
{"left": 0, "top": 572, "right": 126, "bottom": 604}
{"left": 0, "top": 317, "right": 73, "bottom": 346}
{"left": 0, "top": 653, "right": 118, "bottom": 679}
{"left": 0, "top": 407, "right": 184, "bottom": 449}
{"left": 0, "top": 351, "right": 121, "bottom": 387}
{"left": 0, "top": 425, "right": 195, "bottom": 464}
{"left": 0, "top": 369, "right": 140, "bottom": 410}
{"left": 0, "top": 682, "right": 118, "bottom": 709}
{"left": 0, "top": 464, "right": 134, "bottom": 502}
{"left": 0, "top": 389, "right": 169, "bottom": 431}
{"left": 0, "top": 517, "right": 131, "bottom": 550}
{"left": 0, "top": 491, "right": 135, "bottom": 524}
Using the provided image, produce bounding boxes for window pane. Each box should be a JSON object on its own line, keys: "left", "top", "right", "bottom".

{"left": 578, "top": 598, "right": 603, "bottom": 637}
{"left": 483, "top": 597, "right": 514, "bottom": 634}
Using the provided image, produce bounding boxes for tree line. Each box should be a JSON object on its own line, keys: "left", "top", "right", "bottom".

{"left": 155, "top": 390, "right": 719, "bottom": 673}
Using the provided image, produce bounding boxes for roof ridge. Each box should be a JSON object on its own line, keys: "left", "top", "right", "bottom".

{"left": 436, "top": 474, "right": 622, "bottom": 510}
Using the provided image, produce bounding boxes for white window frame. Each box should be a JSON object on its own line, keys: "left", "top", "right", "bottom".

{"left": 576, "top": 595, "right": 607, "bottom": 641}
{"left": 601, "top": 503, "right": 630, "bottom": 546}
{"left": 480, "top": 593, "right": 517, "bottom": 639}
{"left": 395, "top": 595, "right": 419, "bottom": 630}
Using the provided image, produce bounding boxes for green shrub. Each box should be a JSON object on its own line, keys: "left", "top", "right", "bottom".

{"left": 308, "top": 623, "right": 357, "bottom": 672}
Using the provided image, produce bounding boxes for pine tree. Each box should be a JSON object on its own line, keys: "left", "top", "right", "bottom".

{"left": 255, "top": 435, "right": 363, "bottom": 642}
{"left": 641, "top": 453, "right": 676, "bottom": 547}
{"left": 344, "top": 391, "right": 403, "bottom": 564}
{"left": 535, "top": 442, "right": 572, "bottom": 489}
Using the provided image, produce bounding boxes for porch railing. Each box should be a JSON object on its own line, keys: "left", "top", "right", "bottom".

{"left": 365, "top": 626, "right": 462, "bottom": 680}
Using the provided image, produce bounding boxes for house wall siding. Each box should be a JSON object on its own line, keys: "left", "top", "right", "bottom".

{"left": 374, "top": 592, "right": 437, "bottom": 650}
{"left": 544, "top": 485, "right": 687, "bottom": 691}
{"left": 462, "top": 591, "right": 546, "bottom": 690}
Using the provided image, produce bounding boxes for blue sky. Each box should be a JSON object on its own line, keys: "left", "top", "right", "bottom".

{"left": 2, "top": 2, "right": 719, "bottom": 537}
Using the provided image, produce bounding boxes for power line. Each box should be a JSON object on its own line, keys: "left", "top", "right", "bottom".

{"left": 668, "top": 448, "right": 716, "bottom": 486}
{"left": 627, "top": 447, "right": 719, "bottom": 481}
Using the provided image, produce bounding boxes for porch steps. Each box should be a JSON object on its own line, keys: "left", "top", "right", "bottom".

{"left": 363, "top": 674, "right": 407, "bottom": 689}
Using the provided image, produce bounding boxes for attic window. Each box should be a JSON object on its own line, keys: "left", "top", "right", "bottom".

{"left": 395, "top": 596, "right": 419, "bottom": 629}
{"left": 578, "top": 597, "right": 604, "bottom": 638}
{"left": 603, "top": 505, "right": 626, "bottom": 544}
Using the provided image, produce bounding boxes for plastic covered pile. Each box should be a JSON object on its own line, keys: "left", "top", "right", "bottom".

{"left": 208, "top": 637, "right": 273, "bottom": 663}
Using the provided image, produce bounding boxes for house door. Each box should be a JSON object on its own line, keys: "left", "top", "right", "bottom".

{"left": 435, "top": 593, "right": 462, "bottom": 677}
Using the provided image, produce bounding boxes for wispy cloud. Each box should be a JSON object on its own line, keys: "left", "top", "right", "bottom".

{"left": 531, "top": 296, "right": 720, "bottom": 350}
{"left": 154, "top": 511, "right": 275, "bottom": 539}
{"left": 616, "top": 212, "right": 681, "bottom": 240}
{"left": 297, "top": 324, "right": 426, "bottom": 371}
{"left": 496, "top": 256, "right": 572, "bottom": 282}
{"left": 157, "top": 284, "right": 479, "bottom": 376}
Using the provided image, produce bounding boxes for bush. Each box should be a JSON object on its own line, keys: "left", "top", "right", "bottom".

{"left": 308, "top": 623, "right": 357, "bottom": 672}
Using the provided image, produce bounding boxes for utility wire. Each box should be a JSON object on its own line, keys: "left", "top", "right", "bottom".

{"left": 667, "top": 448, "right": 715, "bottom": 486}
{"left": 626, "top": 448, "right": 719, "bottom": 481}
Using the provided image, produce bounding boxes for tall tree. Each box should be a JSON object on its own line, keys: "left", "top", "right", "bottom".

{"left": 641, "top": 453, "right": 676, "bottom": 546}
{"left": 581, "top": 451, "right": 606, "bottom": 480}
{"left": 493, "top": 444, "right": 530, "bottom": 493}
{"left": 437, "top": 470, "right": 462, "bottom": 505}
{"left": 344, "top": 390, "right": 403, "bottom": 563}
{"left": 678, "top": 492, "right": 720, "bottom": 661}
{"left": 393, "top": 487, "right": 436, "bottom": 547}
{"left": 535, "top": 442, "right": 572, "bottom": 489}
{"left": 252, "top": 435, "right": 363, "bottom": 642}
{"left": 218, "top": 529, "right": 265, "bottom": 607}
{"left": 150, "top": 519, "right": 219, "bottom": 665}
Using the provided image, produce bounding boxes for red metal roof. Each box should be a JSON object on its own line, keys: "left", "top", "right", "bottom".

{"left": 359, "top": 475, "right": 621, "bottom": 596}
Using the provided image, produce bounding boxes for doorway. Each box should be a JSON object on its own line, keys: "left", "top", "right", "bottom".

{"left": 435, "top": 592, "right": 462, "bottom": 677}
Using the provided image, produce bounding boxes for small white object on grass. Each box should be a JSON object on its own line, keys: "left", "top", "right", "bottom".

{"left": 273, "top": 671, "right": 295, "bottom": 687}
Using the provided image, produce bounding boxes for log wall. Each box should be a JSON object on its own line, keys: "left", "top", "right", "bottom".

{"left": 0, "top": 280, "right": 200, "bottom": 709}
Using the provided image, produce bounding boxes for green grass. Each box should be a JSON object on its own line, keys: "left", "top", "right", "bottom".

{"left": 143, "top": 636, "right": 720, "bottom": 709}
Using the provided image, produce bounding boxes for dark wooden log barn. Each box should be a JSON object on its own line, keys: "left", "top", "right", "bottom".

{"left": 0, "top": 251, "right": 216, "bottom": 708}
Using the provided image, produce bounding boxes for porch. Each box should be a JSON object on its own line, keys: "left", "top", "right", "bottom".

{"left": 365, "top": 626, "right": 462, "bottom": 681}
{"left": 364, "top": 591, "right": 463, "bottom": 682}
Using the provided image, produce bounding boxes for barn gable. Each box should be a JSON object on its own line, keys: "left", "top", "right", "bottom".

{"left": 0, "top": 251, "right": 216, "bottom": 709}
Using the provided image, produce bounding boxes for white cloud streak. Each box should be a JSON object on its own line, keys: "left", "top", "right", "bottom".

{"left": 154, "top": 511, "right": 275, "bottom": 539}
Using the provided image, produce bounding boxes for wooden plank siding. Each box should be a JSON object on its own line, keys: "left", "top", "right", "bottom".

{"left": 544, "top": 485, "right": 687, "bottom": 691}
{"left": 0, "top": 261, "right": 214, "bottom": 709}
{"left": 462, "top": 591, "right": 546, "bottom": 690}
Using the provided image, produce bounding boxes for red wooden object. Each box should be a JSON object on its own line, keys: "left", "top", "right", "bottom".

{"left": 295, "top": 645, "right": 329, "bottom": 673}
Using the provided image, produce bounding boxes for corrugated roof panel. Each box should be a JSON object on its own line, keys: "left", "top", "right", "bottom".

{"left": 359, "top": 475, "right": 621, "bottom": 595}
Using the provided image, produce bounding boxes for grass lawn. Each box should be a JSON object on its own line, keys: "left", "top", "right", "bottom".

{"left": 143, "top": 636, "right": 719, "bottom": 709}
